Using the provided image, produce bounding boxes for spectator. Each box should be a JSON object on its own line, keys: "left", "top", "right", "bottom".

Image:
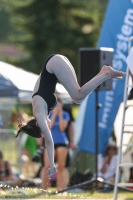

{"left": 41, "top": 98, "right": 70, "bottom": 192}
{"left": 21, "top": 134, "right": 38, "bottom": 176}
{"left": 0, "top": 150, "right": 16, "bottom": 181}
{"left": 32, "top": 138, "right": 44, "bottom": 178}
{"left": 63, "top": 104, "right": 76, "bottom": 188}
{"left": 97, "top": 138, "right": 118, "bottom": 188}
{"left": 63, "top": 104, "right": 76, "bottom": 151}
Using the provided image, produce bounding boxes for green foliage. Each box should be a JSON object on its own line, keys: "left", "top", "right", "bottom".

{"left": 0, "top": 0, "right": 13, "bottom": 42}
{"left": 4, "top": 0, "right": 108, "bottom": 74}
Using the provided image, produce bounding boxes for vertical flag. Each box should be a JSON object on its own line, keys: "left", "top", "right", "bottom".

{"left": 77, "top": 0, "right": 133, "bottom": 154}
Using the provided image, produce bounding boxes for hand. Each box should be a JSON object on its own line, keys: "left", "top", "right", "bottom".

{"left": 52, "top": 106, "right": 59, "bottom": 115}
{"left": 69, "top": 141, "right": 76, "bottom": 150}
{"left": 58, "top": 105, "right": 63, "bottom": 116}
{"left": 46, "top": 166, "right": 58, "bottom": 178}
{"left": 104, "top": 156, "right": 110, "bottom": 164}
{"left": 37, "top": 138, "right": 44, "bottom": 146}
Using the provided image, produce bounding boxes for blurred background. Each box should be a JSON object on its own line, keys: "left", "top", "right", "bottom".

{"left": 0, "top": 0, "right": 107, "bottom": 73}
{"left": 0, "top": 0, "right": 133, "bottom": 195}
{"left": 0, "top": 0, "right": 108, "bottom": 174}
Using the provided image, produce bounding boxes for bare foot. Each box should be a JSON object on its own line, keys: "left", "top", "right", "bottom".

{"left": 101, "top": 65, "right": 126, "bottom": 79}
{"left": 46, "top": 166, "right": 57, "bottom": 178}
{"left": 95, "top": 65, "right": 107, "bottom": 77}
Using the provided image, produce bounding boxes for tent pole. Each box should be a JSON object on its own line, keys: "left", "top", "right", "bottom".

{"left": 16, "top": 96, "right": 23, "bottom": 175}
{"left": 95, "top": 89, "right": 98, "bottom": 188}
{"left": 95, "top": 89, "right": 102, "bottom": 189}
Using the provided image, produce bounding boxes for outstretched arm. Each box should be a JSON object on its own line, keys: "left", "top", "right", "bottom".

{"left": 35, "top": 113, "right": 55, "bottom": 170}
{"left": 32, "top": 96, "right": 57, "bottom": 177}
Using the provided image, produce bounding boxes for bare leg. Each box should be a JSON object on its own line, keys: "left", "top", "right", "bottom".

{"left": 56, "top": 147, "right": 68, "bottom": 191}
{"left": 64, "top": 168, "right": 69, "bottom": 189}
{"left": 22, "top": 149, "right": 30, "bottom": 176}
{"left": 47, "top": 55, "right": 126, "bottom": 103}
{"left": 41, "top": 149, "right": 50, "bottom": 191}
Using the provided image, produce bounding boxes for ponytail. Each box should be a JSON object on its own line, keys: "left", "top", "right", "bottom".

{"left": 16, "top": 117, "right": 42, "bottom": 138}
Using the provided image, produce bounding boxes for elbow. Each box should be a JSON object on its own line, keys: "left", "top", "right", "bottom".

{"left": 45, "top": 138, "right": 53, "bottom": 146}
{"left": 44, "top": 135, "right": 53, "bottom": 146}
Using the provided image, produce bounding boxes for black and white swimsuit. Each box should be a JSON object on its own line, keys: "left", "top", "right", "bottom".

{"left": 32, "top": 54, "right": 58, "bottom": 114}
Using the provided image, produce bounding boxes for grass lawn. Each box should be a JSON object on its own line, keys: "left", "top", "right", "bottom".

{"left": 0, "top": 127, "right": 132, "bottom": 200}
{"left": 0, "top": 187, "right": 133, "bottom": 199}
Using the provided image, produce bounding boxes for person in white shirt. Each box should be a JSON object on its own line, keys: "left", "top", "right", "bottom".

{"left": 98, "top": 139, "right": 118, "bottom": 184}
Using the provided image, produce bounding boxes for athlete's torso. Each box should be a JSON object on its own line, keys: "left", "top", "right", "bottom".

{"left": 32, "top": 54, "right": 58, "bottom": 113}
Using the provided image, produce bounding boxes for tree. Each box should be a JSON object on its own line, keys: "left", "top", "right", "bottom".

{"left": 0, "top": 0, "right": 12, "bottom": 43}
{"left": 5, "top": 0, "right": 108, "bottom": 74}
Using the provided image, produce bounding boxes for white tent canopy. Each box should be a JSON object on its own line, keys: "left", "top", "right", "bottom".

{"left": 0, "top": 61, "right": 72, "bottom": 103}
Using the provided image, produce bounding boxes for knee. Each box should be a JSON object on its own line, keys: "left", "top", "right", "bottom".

{"left": 43, "top": 165, "right": 50, "bottom": 172}
{"left": 72, "top": 90, "right": 84, "bottom": 104}
{"left": 58, "top": 165, "right": 65, "bottom": 172}
{"left": 72, "top": 95, "right": 84, "bottom": 104}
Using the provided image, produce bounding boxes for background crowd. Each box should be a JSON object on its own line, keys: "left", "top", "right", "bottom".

{"left": 0, "top": 97, "right": 119, "bottom": 192}
{"left": 0, "top": 0, "right": 133, "bottom": 196}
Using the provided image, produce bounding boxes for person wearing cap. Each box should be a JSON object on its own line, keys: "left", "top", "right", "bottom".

{"left": 97, "top": 138, "right": 118, "bottom": 184}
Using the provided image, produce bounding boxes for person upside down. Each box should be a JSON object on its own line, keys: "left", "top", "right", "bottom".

{"left": 16, "top": 54, "right": 126, "bottom": 178}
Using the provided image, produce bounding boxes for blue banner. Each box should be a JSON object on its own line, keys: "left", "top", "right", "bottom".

{"left": 78, "top": 0, "right": 133, "bottom": 154}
